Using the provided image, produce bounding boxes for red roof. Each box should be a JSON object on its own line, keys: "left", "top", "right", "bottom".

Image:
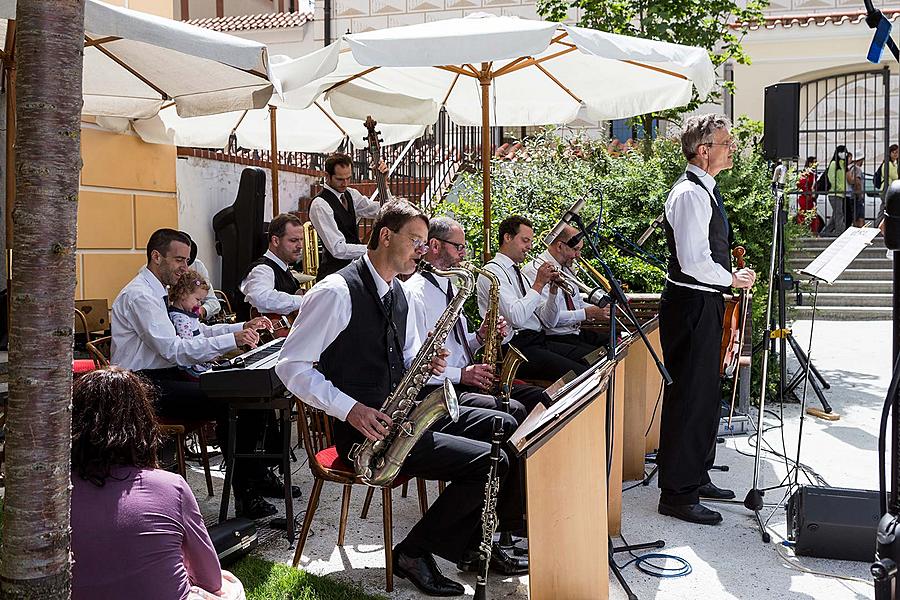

{"left": 738, "top": 9, "right": 900, "bottom": 30}
{"left": 185, "top": 11, "right": 314, "bottom": 32}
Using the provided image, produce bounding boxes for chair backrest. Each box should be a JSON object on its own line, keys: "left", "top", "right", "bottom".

{"left": 86, "top": 336, "right": 112, "bottom": 369}
{"left": 74, "top": 299, "right": 110, "bottom": 335}
{"left": 295, "top": 400, "right": 358, "bottom": 483}
{"left": 213, "top": 289, "right": 233, "bottom": 314}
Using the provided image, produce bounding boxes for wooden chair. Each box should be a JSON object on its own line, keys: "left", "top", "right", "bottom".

{"left": 292, "top": 401, "right": 428, "bottom": 592}
{"left": 85, "top": 335, "right": 214, "bottom": 497}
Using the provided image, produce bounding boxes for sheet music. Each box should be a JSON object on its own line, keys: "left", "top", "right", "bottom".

{"left": 799, "top": 226, "right": 881, "bottom": 284}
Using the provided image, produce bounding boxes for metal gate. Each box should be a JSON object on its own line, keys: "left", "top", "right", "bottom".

{"left": 798, "top": 66, "right": 899, "bottom": 226}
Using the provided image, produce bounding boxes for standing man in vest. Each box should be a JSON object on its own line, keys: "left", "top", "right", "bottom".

{"left": 309, "top": 153, "right": 389, "bottom": 280}
{"left": 657, "top": 114, "right": 755, "bottom": 526}
{"left": 276, "top": 202, "right": 526, "bottom": 596}
{"left": 523, "top": 224, "right": 610, "bottom": 360}
{"left": 240, "top": 213, "right": 305, "bottom": 320}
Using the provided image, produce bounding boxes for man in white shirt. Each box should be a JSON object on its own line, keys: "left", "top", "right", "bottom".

{"left": 239, "top": 213, "right": 305, "bottom": 321}
{"left": 308, "top": 152, "right": 388, "bottom": 280}
{"left": 111, "top": 228, "right": 290, "bottom": 519}
{"left": 523, "top": 224, "right": 610, "bottom": 362}
{"left": 406, "top": 216, "right": 550, "bottom": 423}
{"left": 476, "top": 215, "right": 586, "bottom": 382}
{"left": 276, "top": 201, "right": 526, "bottom": 596}
{"left": 657, "top": 114, "right": 756, "bottom": 526}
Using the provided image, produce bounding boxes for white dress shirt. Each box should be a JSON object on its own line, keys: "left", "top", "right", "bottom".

{"left": 476, "top": 252, "right": 559, "bottom": 333}
{"left": 111, "top": 266, "right": 243, "bottom": 371}
{"left": 522, "top": 249, "right": 585, "bottom": 336}
{"left": 308, "top": 183, "right": 381, "bottom": 261}
{"left": 192, "top": 258, "right": 221, "bottom": 319}
{"left": 405, "top": 271, "right": 482, "bottom": 385}
{"left": 665, "top": 163, "right": 733, "bottom": 292}
{"left": 275, "top": 255, "right": 422, "bottom": 422}
{"left": 239, "top": 250, "right": 304, "bottom": 315}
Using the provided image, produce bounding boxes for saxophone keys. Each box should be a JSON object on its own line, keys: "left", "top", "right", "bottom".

{"left": 400, "top": 421, "right": 415, "bottom": 437}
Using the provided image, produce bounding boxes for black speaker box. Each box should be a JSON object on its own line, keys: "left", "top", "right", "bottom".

{"left": 787, "top": 486, "right": 883, "bottom": 562}
{"left": 763, "top": 82, "right": 800, "bottom": 161}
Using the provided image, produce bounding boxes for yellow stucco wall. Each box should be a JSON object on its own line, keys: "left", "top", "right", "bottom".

{"left": 76, "top": 0, "right": 176, "bottom": 309}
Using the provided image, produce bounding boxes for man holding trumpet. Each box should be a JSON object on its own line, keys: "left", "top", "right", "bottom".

{"left": 523, "top": 224, "right": 610, "bottom": 362}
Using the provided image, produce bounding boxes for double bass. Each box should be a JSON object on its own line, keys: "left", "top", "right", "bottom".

{"left": 364, "top": 116, "right": 390, "bottom": 204}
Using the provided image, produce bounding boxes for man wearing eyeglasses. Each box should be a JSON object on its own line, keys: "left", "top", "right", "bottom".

{"left": 656, "top": 114, "right": 756, "bottom": 527}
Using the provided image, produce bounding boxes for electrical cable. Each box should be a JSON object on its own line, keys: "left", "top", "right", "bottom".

{"left": 774, "top": 544, "right": 875, "bottom": 587}
{"left": 614, "top": 531, "right": 692, "bottom": 578}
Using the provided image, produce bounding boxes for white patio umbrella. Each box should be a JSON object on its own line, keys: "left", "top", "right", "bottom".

{"left": 282, "top": 14, "right": 716, "bottom": 258}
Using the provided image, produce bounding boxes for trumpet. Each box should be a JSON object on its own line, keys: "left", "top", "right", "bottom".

{"left": 526, "top": 253, "right": 585, "bottom": 297}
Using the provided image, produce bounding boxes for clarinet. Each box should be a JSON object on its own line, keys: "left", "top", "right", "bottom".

{"left": 474, "top": 416, "right": 505, "bottom": 600}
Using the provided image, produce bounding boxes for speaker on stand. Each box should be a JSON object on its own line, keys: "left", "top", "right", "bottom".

{"left": 763, "top": 82, "right": 800, "bottom": 162}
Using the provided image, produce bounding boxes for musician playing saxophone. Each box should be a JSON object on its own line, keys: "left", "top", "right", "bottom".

{"left": 406, "top": 216, "right": 550, "bottom": 423}
{"left": 276, "top": 201, "right": 525, "bottom": 596}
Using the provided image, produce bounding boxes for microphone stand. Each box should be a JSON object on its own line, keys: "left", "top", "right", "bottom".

{"left": 569, "top": 212, "right": 670, "bottom": 600}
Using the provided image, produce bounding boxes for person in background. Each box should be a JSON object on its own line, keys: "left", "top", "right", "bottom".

{"left": 70, "top": 367, "right": 244, "bottom": 600}
{"left": 847, "top": 150, "right": 866, "bottom": 228}
{"left": 796, "top": 156, "right": 821, "bottom": 236}
{"left": 877, "top": 144, "right": 899, "bottom": 220}
{"left": 822, "top": 145, "right": 850, "bottom": 236}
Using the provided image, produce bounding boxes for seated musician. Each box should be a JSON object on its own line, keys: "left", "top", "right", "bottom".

{"left": 522, "top": 224, "right": 610, "bottom": 362}
{"left": 111, "top": 228, "right": 295, "bottom": 519}
{"left": 476, "top": 215, "right": 588, "bottom": 382}
{"left": 239, "top": 213, "right": 305, "bottom": 322}
{"left": 308, "top": 152, "right": 388, "bottom": 280}
{"left": 276, "top": 201, "right": 527, "bottom": 597}
{"left": 406, "top": 215, "right": 550, "bottom": 422}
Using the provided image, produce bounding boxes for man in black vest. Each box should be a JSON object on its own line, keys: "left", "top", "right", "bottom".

{"left": 276, "top": 201, "right": 527, "bottom": 597}
{"left": 308, "top": 152, "right": 388, "bottom": 280}
{"left": 657, "top": 114, "right": 756, "bottom": 526}
{"left": 239, "top": 213, "right": 305, "bottom": 320}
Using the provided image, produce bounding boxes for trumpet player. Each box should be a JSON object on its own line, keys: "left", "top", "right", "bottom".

{"left": 276, "top": 201, "right": 525, "bottom": 596}
{"left": 407, "top": 216, "right": 551, "bottom": 421}
{"left": 239, "top": 213, "right": 306, "bottom": 318}
{"left": 477, "top": 215, "right": 588, "bottom": 381}
{"left": 523, "top": 224, "right": 610, "bottom": 360}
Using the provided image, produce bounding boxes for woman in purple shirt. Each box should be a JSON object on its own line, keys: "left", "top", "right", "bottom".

{"left": 71, "top": 367, "right": 223, "bottom": 600}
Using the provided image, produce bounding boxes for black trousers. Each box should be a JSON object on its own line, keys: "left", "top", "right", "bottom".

{"left": 656, "top": 284, "right": 725, "bottom": 506}
{"left": 337, "top": 405, "right": 520, "bottom": 563}
{"left": 511, "top": 330, "right": 587, "bottom": 382}
{"left": 138, "top": 368, "right": 268, "bottom": 497}
{"left": 422, "top": 382, "right": 548, "bottom": 425}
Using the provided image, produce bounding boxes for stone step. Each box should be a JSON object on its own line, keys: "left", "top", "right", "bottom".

{"left": 791, "top": 305, "right": 892, "bottom": 320}
{"left": 788, "top": 257, "right": 893, "bottom": 270}
{"left": 794, "top": 236, "right": 884, "bottom": 249}
{"left": 811, "top": 268, "right": 894, "bottom": 281}
{"left": 793, "top": 292, "right": 893, "bottom": 307}
{"left": 800, "top": 279, "right": 893, "bottom": 293}
{"left": 790, "top": 246, "right": 887, "bottom": 260}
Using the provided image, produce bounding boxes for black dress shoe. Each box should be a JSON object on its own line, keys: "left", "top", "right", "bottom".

{"left": 456, "top": 543, "right": 528, "bottom": 575}
{"left": 658, "top": 502, "right": 722, "bottom": 525}
{"left": 235, "top": 493, "right": 278, "bottom": 519}
{"left": 698, "top": 482, "right": 735, "bottom": 500}
{"left": 394, "top": 549, "right": 464, "bottom": 597}
{"left": 251, "top": 471, "right": 302, "bottom": 499}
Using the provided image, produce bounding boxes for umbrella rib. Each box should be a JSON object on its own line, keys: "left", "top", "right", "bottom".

{"left": 84, "top": 36, "right": 121, "bottom": 47}
{"left": 324, "top": 66, "right": 381, "bottom": 93}
{"left": 533, "top": 62, "right": 582, "bottom": 104}
{"left": 314, "top": 101, "right": 348, "bottom": 136}
{"left": 85, "top": 34, "right": 170, "bottom": 100}
{"left": 622, "top": 59, "right": 688, "bottom": 81}
{"left": 494, "top": 46, "right": 579, "bottom": 78}
{"left": 441, "top": 72, "right": 461, "bottom": 107}
{"left": 437, "top": 65, "right": 477, "bottom": 78}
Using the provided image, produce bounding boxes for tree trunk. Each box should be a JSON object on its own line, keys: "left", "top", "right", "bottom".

{"left": 0, "top": 1, "right": 85, "bottom": 598}
{"left": 641, "top": 114, "right": 653, "bottom": 159}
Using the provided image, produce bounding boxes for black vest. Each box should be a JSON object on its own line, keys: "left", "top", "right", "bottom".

{"left": 245, "top": 255, "right": 300, "bottom": 296}
{"left": 317, "top": 258, "right": 407, "bottom": 454}
{"left": 663, "top": 171, "right": 732, "bottom": 293}
{"left": 315, "top": 188, "right": 360, "bottom": 281}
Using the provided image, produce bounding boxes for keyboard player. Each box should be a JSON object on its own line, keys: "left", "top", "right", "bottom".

{"left": 111, "top": 228, "right": 294, "bottom": 519}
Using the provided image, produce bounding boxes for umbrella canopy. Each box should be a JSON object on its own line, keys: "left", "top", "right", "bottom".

{"left": 0, "top": 0, "right": 276, "bottom": 118}
{"left": 281, "top": 14, "right": 716, "bottom": 257}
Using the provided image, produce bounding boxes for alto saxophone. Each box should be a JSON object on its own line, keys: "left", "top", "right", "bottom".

{"left": 350, "top": 261, "right": 473, "bottom": 486}
{"left": 469, "top": 263, "right": 527, "bottom": 412}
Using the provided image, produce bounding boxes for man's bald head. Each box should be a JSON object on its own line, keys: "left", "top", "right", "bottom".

{"left": 548, "top": 224, "right": 583, "bottom": 268}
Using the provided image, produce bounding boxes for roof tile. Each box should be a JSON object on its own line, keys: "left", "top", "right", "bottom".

{"left": 185, "top": 11, "right": 314, "bottom": 32}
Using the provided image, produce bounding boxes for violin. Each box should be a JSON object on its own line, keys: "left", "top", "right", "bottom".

{"left": 720, "top": 246, "right": 750, "bottom": 377}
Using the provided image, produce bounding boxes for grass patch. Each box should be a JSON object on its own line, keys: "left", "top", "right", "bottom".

{"left": 232, "top": 555, "right": 388, "bottom": 600}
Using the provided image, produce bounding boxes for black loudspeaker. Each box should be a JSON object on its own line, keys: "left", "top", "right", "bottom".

{"left": 787, "top": 486, "right": 883, "bottom": 562}
{"left": 763, "top": 82, "right": 800, "bottom": 160}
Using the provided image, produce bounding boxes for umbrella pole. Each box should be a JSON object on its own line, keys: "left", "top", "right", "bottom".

{"left": 480, "top": 66, "right": 491, "bottom": 262}
{"left": 269, "top": 104, "right": 279, "bottom": 216}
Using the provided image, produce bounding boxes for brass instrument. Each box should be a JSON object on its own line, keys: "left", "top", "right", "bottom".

{"left": 473, "top": 416, "right": 504, "bottom": 600}
{"left": 573, "top": 257, "right": 612, "bottom": 293}
{"left": 350, "top": 261, "right": 470, "bottom": 486}
{"left": 468, "top": 262, "right": 527, "bottom": 411}
{"left": 526, "top": 253, "right": 580, "bottom": 297}
{"left": 300, "top": 221, "right": 319, "bottom": 291}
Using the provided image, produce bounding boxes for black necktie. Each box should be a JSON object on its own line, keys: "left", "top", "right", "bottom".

{"left": 445, "top": 280, "right": 475, "bottom": 363}
{"left": 382, "top": 289, "right": 393, "bottom": 315}
{"left": 713, "top": 184, "right": 731, "bottom": 234}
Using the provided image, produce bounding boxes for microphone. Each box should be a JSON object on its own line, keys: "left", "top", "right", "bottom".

{"left": 884, "top": 180, "right": 900, "bottom": 251}
{"left": 543, "top": 197, "right": 586, "bottom": 246}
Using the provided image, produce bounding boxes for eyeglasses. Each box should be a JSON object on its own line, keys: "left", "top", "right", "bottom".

{"left": 395, "top": 232, "right": 429, "bottom": 253}
{"left": 433, "top": 237, "right": 467, "bottom": 253}
{"left": 705, "top": 140, "right": 737, "bottom": 150}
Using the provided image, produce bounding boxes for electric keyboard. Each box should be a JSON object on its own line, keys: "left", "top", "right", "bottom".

{"left": 199, "top": 338, "right": 285, "bottom": 398}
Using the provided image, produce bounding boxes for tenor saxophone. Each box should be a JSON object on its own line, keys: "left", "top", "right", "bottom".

{"left": 469, "top": 263, "right": 527, "bottom": 412}
{"left": 350, "top": 261, "right": 473, "bottom": 486}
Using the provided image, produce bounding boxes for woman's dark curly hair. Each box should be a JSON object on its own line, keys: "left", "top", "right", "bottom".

{"left": 72, "top": 367, "right": 161, "bottom": 486}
